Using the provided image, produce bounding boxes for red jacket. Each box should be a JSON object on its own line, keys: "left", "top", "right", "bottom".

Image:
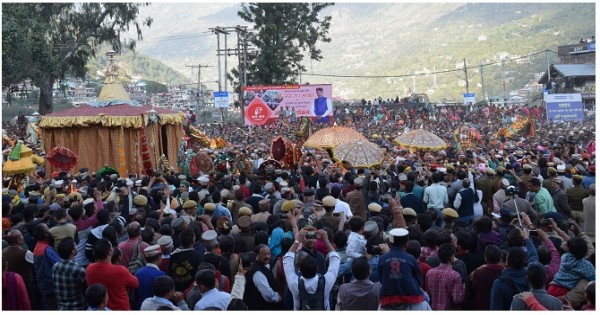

{"left": 86, "top": 262, "right": 139, "bottom": 310}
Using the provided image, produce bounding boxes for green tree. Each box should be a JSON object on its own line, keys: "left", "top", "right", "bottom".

{"left": 2, "top": 3, "right": 152, "bottom": 114}
{"left": 233, "top": 3, "right": 333, "bottom": 86}
{"left": 143, "top": 80, "right": 168, "bottom": 94}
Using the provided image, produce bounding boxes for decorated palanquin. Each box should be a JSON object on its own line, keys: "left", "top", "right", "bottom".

{"left": 454, "top": 124, "right": 482, "bottom": 149}
{"left": 496, "top": 116, "right": 536, "bottom": 139}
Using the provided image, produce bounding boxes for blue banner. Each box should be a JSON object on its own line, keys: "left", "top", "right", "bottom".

{"left": 544, "top": 93, "right": 584, "bottom": 121}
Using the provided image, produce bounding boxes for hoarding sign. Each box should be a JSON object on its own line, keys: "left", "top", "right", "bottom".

{"left": 463, "top": 93, "right": 475, "bottom": 105}
{"left": 243, "top": 84, "right": 333, "bottom": 126}
{"left": 213, "top": 91, "right": 229, "bottom": 108}
{"left": 544, "top": 93, "right": 584, "bottom": 121}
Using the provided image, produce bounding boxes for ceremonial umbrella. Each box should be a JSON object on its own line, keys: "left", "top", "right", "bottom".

{"left": 333, "top": 140, "right": 385, "bottom": 168}
{"left": 304, "top": 126, "right": 367, "bottom": 149}
{"left": 46, "top": 146, "right": 79, "bottom": 171}
{"left": 394, "top": 129, "right": 447, "bottom": 151}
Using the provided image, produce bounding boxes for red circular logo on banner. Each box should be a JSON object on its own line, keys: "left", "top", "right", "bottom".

{"left": 246, "top": 99, "right": 270, "bottom": 125}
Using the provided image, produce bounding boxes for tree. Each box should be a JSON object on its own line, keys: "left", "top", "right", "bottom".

{"left": 2, "top": 3, "right": 152, "bottom": 114}
{"left": 232, "top": 3, "right": 333, "bottom": 87}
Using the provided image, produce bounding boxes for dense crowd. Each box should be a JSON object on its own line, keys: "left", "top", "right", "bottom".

{"left": 1, "top": 102, "right": 596, "bottom": 311}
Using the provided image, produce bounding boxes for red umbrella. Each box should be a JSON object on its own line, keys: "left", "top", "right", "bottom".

{"left": 46, "top": 146, "right": 78, "bottom": 171}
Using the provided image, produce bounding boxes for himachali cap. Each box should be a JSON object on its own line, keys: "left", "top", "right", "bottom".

{"left": 220, "top": 189, "right": 230, "bottom": 199}
{"left": 198, "top": 176, "right": 209, "bottom": 185}
{"left": 523, "top": 164, "right": 533, "bottom": 170}
{"left": 202, "top": 230, "right": 218, "bottom": 242}
{"left": 398, "top": 173, "right": 408, "bottom": 181}
{"left": 264, "top": 182, "right": 274, "bottom": 191}
{"left": 322, "top": 196, "right": 337, "bottom": 207}
{"left": 157, "top": 235, "right": 173, "bottom": 250}
{"left": 281, "top": 187, "right": 292, "bottom": 194}
{"left": 239, "top": 207, "right": 253, "bottom": 216}
{"left": 368, "top": 203, "right": 382, "bottom": 213}
{"left": 364, "top": 221, "right": 379, "bottom": 235}
{"left": 353, "top": 177, "right": 364, "bottom": 186}
{"left": 442, "top": 208, "right": 459, "bottom": 218}
{"left": 54, "top": 180, "right": 64, "bottom": 188}
{"left": 171, "top": 217, "right": 185, "bottom": 232}
{"left": 135, "top": 180, "right": 142, "bottom": 187}
{"left": 134, "top": 195, "right": 148, "bottom": 206}
{"left": 143, "top": 244, "right": 162, "bottom": 258}
{"left": 548, "top": 167, "right": 557, "bottom": 174}
{"left": 180, "top": 181, "right": 190, "bottom": 188}
{"left": 557, "top": 164, "right": 566, "bottom": 172}
{"left": 177, "top": 175, "right": 187, "bottom": 180}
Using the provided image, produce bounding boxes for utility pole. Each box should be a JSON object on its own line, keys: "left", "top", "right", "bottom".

{"left": 463, "top": 58, "right": 469, "bottom": 94}
{"left": 186, "top": 64, "right": 212, "bottom": 122}
{"left": 480, "top": 60, "right": 485, "bottom": 103}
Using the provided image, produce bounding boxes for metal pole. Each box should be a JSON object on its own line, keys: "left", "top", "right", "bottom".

{"left": 197, "top": 65, "right": 201, "bottom": 121}
{"left": 224, "top": 32, "right": 228, "bottom": 94}
{"left": 480, "top": 60, "right": 485, "bottom": 103}
{"left": 546, "top": 50, "right": 551, "bottom": 84}
{"left": 464, "top": 58, "right": 469, "bottom": 94}
{"left": 216, "top": 31, "right": 222, "bottom": 92}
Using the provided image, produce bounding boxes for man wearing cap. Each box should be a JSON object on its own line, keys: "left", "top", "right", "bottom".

{"left": 346, "top": 177, "right": 367, "bottom": 220}
{"left": 377, "top": 228, "right": 430, "bottom": 310}
{"left": 582, "top": 165, "right": 595, "bottom": 189}
{"left": 211, "top": 191, "right": 233, "bottom": 224}
{"left": 492, "top": 178, "right": 511, "bottom": 214}
{"left": 567, "top": 175, "right": 590, "bottom": 225}
{"left": 527, "top": 178, "right": 556, "bottom": 215}
{"left": 157, "top": 235, "right": 174, "bottom": 273}
{"left": 320, "top": 196, "right": 340, "bottom": 231}
{"left": 556, "top": 165, "right": 573, "bottom": 190}
{"left": 477, "top": 167, "right": 497, "bottom": 215}
{"left": 301, "top": 188, "right": 317, "bottom": 218}
{"left": 180, "top": 200, "right": 198, "bottom": 223}
{"left": 272, "top": 187, "right": 294, "bottom": 217}
{"left": 542, "top": 167, "right": 558, "bottom": 191}
{"left": 134, "top": 245, "right": 167, "bottom": 309}
{"left": 518, "top": 164, "right": 534, "bottom": 198}
{"left": 236, "top": 216, "right": 255, "bottom": 251}
{"left": 549, "top": 180, "right": 573, "bottom": 220}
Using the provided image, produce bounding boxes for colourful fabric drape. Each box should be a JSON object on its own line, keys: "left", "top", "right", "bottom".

{"left": 118, "top": 126, "right": 127, "bottom": 177}
{"left": 139, "top": 122, "right": 154, "bottom": 177}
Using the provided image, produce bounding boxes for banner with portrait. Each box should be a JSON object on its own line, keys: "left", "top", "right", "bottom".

{"left": 243, "top": 84, "right": 333, "bottom": 126}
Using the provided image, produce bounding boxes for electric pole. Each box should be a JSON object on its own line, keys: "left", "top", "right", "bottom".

{"left": 186, "top": 64, "right": 212, "bottom": 121}
{"left": 463, "top": 58, "right": 469, "bottom": 94}
{"left": 480, "top": 60, "right": 485, "bottom": 103}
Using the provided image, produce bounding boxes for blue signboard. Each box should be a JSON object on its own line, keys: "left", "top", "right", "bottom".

{"left": 463, "top": 93, "right": 475, "bottom": 105}
{"left": 544, "top": 93, "right": 584, "bottom": 121}
{"left": 213, "top": 91, "right": 229, "bottom": 108}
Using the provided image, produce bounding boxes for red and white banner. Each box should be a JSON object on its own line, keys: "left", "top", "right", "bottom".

{"left": 243, "top": 84, "right": 333, "bottom": 126}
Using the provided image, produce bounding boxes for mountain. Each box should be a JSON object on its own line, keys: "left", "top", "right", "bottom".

{"left": 120, "top": 2, "right": 595, "bottom": 101}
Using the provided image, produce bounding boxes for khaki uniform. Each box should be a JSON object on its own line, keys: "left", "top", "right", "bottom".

{"left": 566, "top": 185, "right": 589, "bottom": 225}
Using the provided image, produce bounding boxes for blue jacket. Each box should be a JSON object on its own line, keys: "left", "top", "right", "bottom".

{"left": 490, "top": 267, "right": 527, "bottom": 310}
{"left": 34, "top": 246, "right": 60, "bottom": 296}
{"left": 135, "top": 265, "right": 166, "bottom": 309}
{"left": 551, "top": 253, "right": 595, "bottom": 289}
{"left": 377, "top": 247, "right": 424, "bottom": 306}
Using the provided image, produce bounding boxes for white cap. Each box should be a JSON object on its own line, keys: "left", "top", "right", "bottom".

{"left": 71, "top": 179, "right": 78, "bottom": 183}
{"left": 501, "top": 178, "right": 510, "bottom": 187}
{"left": 126, "top": 179, "right": 133, "bottom": 187}
{"left": 557, "top": 164, "right": 566, "bottom": 172}
{"left": 82, "top": 198, "right": 95, "bottom": 206}
{"left": 389, "top": 228, "right": 409, "bottom": 237}
{"left": 135, "top": 180, "right": 142, "bottom": 187}
{"left": 198, "top": 176, "right": 209, "bottom": 185}
{"left": 54, "top": 180, "right": 64, "bottom": 188}
{"left": 437, "top": 167, "right": 446, "bottom": 173}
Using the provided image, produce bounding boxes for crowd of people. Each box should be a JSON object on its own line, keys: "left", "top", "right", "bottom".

{"left": 1, "top": 101, "right": 596, "bottom": 311}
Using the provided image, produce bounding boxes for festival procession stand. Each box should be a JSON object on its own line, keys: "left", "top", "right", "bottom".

{"left": 38, "top": 51, "right": 185, "bottom": 177}
{"left": 2, "top": 140, "right": 45, "bottom": 190}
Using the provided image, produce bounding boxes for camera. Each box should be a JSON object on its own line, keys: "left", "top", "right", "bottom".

{"left": 241, "top": 253, "right": 253, "bottom": 269}
{"left": 306, "top": 231, "right": 318, "bottom": 239}
{"left": 539, "top": 219, "right": 552, "bottom": 226}
{"left": 333, "top": 212, "right": 340, "bottom": 217}
{"left": 505, "top": 186, "right": 517, "bottom": 196}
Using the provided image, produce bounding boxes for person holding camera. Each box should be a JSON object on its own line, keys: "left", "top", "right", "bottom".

{"left": 283, "top": 227, "right": 340, "bottom": 310}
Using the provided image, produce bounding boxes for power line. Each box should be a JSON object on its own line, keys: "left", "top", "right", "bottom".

{"left": 300, "top": 50, "right": 552, "bottom": 79}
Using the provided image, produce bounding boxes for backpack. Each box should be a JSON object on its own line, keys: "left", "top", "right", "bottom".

{"left": 128, "top": 241, "right": 146, "bottom": 275}
{"left": 298, "top": 274, "right": 325, "bottom": 310}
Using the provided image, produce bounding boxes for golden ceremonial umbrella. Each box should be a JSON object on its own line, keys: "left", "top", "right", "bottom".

{"left": 394, "top": 129, "right": 446, "bottom": 151}
{"left": 333, "top": 140, "right": 385, "bottom": 168}
{"left": 304, "top": 126, "right": 367, "bottom": 149}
